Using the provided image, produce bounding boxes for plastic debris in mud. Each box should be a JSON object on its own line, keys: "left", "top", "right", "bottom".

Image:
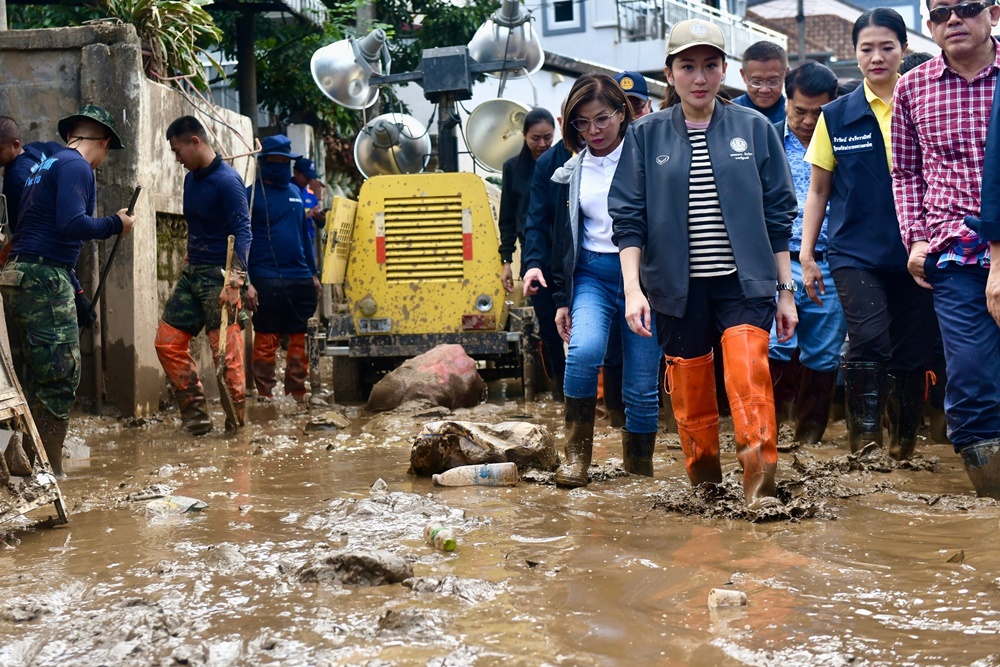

{"left": 145, "top": 495, "right": 208, "bottom": 516}
{"left": 708, "top": 588, "right": 747, "bottom": 608}
{"left": 432, "top": 462, "right": 519, "bottom": 487}
{"left": 424, "top": 524, "right": 457, "bottom": 551}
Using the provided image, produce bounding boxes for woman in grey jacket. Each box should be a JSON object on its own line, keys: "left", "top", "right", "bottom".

{"left": 610, "top": 19, "right": 798, "bottom": 509}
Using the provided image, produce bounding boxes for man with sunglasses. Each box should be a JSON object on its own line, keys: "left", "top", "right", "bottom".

{"left": 0, "top": 105, "right": 136, "bottom": 476}
{"left": 732, "top": 41, "right": 789, "bottom": 124}
{"left": 892, "top": 0, "right": 1000, "bottom": 498}
{"left": 613, "top": 71, "right": 653, "bottom": 118}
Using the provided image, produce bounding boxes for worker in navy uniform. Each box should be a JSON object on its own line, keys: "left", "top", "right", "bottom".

{"left": 0, "top": 105, "right": 136, "bottom": 476}
{"left": 154, "top": 115, "right": 251, "bottom": 434}
{"left": 245, "top": 135, "right": 320, "bottom": 401}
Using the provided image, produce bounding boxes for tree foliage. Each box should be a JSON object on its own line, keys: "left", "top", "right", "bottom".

{"left": 7, "top": 4, "right": 104, "bottom": 28}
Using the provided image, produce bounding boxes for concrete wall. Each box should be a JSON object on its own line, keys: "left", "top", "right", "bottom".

{"left": 0, "top": 24, "right": 254, "bottom": 417}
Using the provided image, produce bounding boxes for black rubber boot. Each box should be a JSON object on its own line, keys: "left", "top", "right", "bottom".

{"left": 793, "top": 367, "right": 838, "bottom": 444}
{"left": 769, "top": 356, "right": 798, "bottom": 426}
{"left": 176, "top": 387, "right": 212, "bottom": 436}
{"left": 603, "top": 364, "right": 626, "bottom": 428}
{"left": 622, "top": 430, "right": 656, "bottom": 477}
{"left": 844, "top": 361, "right": 885, "bottom": 453}
{"left": 34, "top": 411, "right": 69, "bottom": 478}
{"left": 555, "top": 396, "right": 597, "bottom": 488}
{"left": 961, "top": 440, "right": 1000, "bottom": 499}
{"left": 550, "top": 372, "right": 565, "bottom": 403}
{"left": 886, "top": 371, "right": 926, "bottom": 460}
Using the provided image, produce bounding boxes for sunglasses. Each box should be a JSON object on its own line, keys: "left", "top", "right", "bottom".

{"left": 569, "top": 108, "right": 622, "bottom": 132}
{"left": 928, "top": 0, "right": 993, "bottom": 24}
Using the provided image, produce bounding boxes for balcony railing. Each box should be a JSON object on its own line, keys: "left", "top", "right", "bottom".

{"left": 616, "top": 0, "right": 787, "bottom": 57}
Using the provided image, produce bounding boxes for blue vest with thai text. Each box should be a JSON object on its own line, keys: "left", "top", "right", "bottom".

{"left": 821, "top": 84, "right": 908, "bottom": 273}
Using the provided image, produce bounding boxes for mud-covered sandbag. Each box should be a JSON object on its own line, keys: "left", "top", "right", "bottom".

{"left": 410, "top": 420, "right": 557, "bottom": 476}
{"left": 296, "top": 549, "right": 413, "bottom": 586}
{"left": 4, "top": 431, "right": 32, "bottom": 477}
{"left": 367, "top": 344, "right": 485, "bottom": 412}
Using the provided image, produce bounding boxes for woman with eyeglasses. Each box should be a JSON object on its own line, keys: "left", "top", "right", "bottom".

{"left": 611, "top": 19, "right": 798, "bottom": 509}
{"left": 799, "top": 8, "right": 936, "bottom": 460}
{"left": 548, "top": 73, "right": 662, "bottom": 488}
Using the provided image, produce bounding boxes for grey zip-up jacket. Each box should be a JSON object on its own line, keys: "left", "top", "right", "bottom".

{"left": 548, "top": 150, "right": 586, "bottom": 308}
{"left": 610, "top": 102, "right": 796, "bottom": 318}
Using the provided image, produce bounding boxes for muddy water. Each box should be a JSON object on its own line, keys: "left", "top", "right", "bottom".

{"left": 2, "top": 395, "right": 999, "bottom": 667}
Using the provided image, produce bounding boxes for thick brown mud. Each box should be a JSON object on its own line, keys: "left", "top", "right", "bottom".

{"left": 2, "top": 392, "right": 999, "bottom": 666}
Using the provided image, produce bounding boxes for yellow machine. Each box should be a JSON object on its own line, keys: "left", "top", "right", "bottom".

{"left": 317, "top": 172, "right": 536, "bottom": 401}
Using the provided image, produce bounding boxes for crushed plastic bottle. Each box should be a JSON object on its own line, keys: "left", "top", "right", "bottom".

{"left": 431, "top": 462, "right": 519, "bottom": 487}
{"left": 423, "top": 524, "right": 457, "bottom": 551}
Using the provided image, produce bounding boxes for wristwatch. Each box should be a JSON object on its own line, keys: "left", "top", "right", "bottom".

{"left": 777, "top": 281, "right": 798, "bottom": 293}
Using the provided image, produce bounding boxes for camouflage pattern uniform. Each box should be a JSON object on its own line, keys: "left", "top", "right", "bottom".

{"left": 162, "top": 264, "right": 248, "bottom": 335}
{"left": 0, "top": 261, "right": 79, "bottom": 419}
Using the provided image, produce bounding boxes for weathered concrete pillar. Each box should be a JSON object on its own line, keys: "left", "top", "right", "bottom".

{"left": 79, "top": 39, "right": 161, "bottom": 417}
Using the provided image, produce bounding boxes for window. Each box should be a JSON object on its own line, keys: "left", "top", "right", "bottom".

{"left": 542, "top": 0, "right": 585, "bottom": 35}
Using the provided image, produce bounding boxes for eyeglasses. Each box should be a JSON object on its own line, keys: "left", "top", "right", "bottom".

{"left": 569, "top": 108, "right": 622, "bottom": 132}
{"left": 628, "top": 97, "right": 648, "bottom": 113}
{"left": 929, "top": 0, "right": 993, "bottom": 23}
{"left": 68, "top": 136, "right": 109, "bottom": 142}
{"left": 747, "top": 78, "right": 783, "bottom": 89}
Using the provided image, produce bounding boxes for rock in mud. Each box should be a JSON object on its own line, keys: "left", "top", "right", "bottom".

{"left": 202, "top": 543, "right": 246, "bottom": 571}
{"left": 304, "top": 410, "right": 351, "bottom": 432}
{"left": 367, "top": 344, "right": 485, "bottom": 412}
{"left": 296, "top": 549, "right": 413, "bottom": 586}
{"left": 403, "top": 575, "right": 506, "bottom": 604}
{"left": 409, "top": 420, "right": 557, "bottom": 475}
{"left": 376, "top": 607, "right": 446, "bottom": 639}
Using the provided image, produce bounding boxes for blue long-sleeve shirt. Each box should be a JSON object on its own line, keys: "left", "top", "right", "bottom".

{"left": 247, "top": 179, "right": 317, "bottom": 280}
{"left": 184, "top": 154, "right": 251, "bottom": 270}
{"left": 11, "top": 148, "right": 122, "bottom": 266}
{"left": 3, "top": 141, "right": 68, "bottom": 235}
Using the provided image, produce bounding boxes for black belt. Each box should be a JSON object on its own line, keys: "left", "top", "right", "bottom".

{"left": 10, "top": 254, "right": 73, "bottom": 272}
{"left": 790, "top": 250, "right": 824, "bottom": 262}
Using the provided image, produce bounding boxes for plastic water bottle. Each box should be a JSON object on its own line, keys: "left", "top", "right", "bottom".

{"left": 431, "top": 462, "right": 520, "bottom": 487}
{"left": 423, "top": 524, "right": 457, "bottom": 551}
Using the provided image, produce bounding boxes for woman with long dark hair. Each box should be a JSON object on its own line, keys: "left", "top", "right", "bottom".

{"left": 549, "top": 74, "right": 662, "bottom": 488}
{"left": 612, "top": 19, "right": 798, "bottom": 509}
{"left": 497, "top": 108, "right": 562, "bottom": 397}
{"left": 799, "top": 8, "right": 936, "bottom": 459}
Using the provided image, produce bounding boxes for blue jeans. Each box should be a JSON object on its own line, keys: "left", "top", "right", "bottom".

{"left": 769, "top": 259, "right": 847, "bottom": 372}
{"left": 924, "top": 256, "right": 1000, "bottom": 450}
{"left": 564, "top": 250, "right": 661, "bottom": 433}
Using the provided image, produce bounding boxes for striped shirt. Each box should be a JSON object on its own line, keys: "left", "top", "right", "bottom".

{"left": 687, "top": 125, "right": 736, "bottom": 277}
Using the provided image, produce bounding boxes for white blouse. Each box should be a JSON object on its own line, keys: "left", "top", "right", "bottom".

{"left": 579, "top": 140, "right": 623, "bottom": 254}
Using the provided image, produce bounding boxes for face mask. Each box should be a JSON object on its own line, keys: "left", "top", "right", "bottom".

{"left": 260, "top": 160, "right": 292, "bottom": 186}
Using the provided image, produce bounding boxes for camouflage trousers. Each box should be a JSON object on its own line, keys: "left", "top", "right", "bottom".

{"left": 162, "top": 264, "right": 248, "bottom": 335}
{"left": 0, "top": 261, "right": 80, "bottom": 419}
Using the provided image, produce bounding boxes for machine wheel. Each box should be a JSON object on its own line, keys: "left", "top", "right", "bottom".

{"left": 332, "top": 357, "right": 363, "bottom": 403}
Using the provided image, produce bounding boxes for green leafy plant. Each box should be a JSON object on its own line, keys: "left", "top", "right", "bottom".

{"left": 98, "top": 0, "right": 223, "bottom": 90}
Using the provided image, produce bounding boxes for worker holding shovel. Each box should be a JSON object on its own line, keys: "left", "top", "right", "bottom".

{"left": 155, "top": 116, "right": 251, "bottom": 434}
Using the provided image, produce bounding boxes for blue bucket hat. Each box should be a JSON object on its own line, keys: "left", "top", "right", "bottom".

{"left": 294, "top": 156, "right": 319, "bottom": 180}
{"left": 259, "top": 134, "right": 302, "bottom": 159}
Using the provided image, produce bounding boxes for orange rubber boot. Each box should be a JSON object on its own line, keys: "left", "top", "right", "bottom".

{"left": 285, "top": 333, "right": 308, "bottom": 402}
{"left": 155, "top": 322, "right": 211, "bottom": 435}
{"left": 155, "top": 322, "right": 201, "bottom": 392}
{"left": 252, "top": 332, "right": 280, "bottom": 399}
{"left": 721, "top": 325, "right": 780, "bottom": 508}
{"left": 665, "top": 351, "right": 723, "bottom": 486}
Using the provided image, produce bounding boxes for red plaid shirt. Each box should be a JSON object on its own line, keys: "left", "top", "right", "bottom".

{"left": 891, "top": 39, "right": 1000, "bottom": 260}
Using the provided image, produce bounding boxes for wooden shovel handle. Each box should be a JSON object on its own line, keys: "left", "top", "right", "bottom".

{"left": 218, "top": 235, "right": 235, "bottom": 356}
